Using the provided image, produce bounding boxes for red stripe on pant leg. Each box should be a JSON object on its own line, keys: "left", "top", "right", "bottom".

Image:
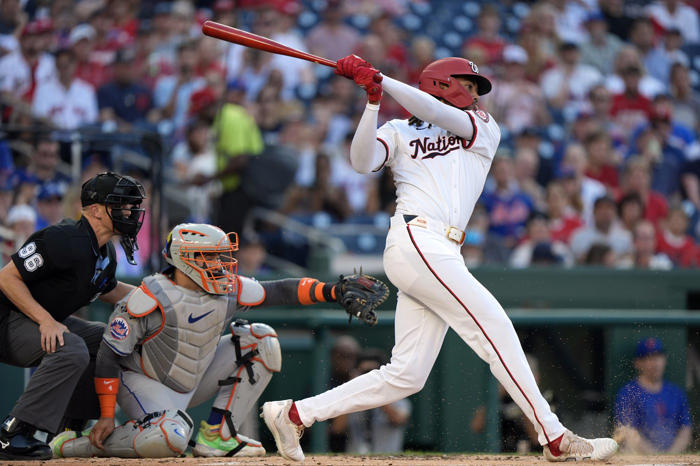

{"left": 406, "top": 225, "right": 553, "bottom": 444}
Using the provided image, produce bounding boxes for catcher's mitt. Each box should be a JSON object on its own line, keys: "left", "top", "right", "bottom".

{"left": 336, "top": 273, "right": 389, "bottom": 326}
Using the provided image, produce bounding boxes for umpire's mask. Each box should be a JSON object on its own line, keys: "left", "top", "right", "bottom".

{"left": 81, "top": 172, "right": 146, "bottom": 265}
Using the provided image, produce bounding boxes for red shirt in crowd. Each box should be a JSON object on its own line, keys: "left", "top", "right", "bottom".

{"left": 610, "top": 92, "right": 653, "bottom": 118}
{"left": 463, "top": 37, "right": 507, "bottom": 65}
{"left": 656, "top": 230, "right": 697, "bottom": 267}
{"left": 549, "top": 214, "right": 584, "bottom": 243}
{"left": 644, "top": 191, "right": 668, "bottom": 226}
{"left": 585, "top": 165, "right": 619, "bottom": 188}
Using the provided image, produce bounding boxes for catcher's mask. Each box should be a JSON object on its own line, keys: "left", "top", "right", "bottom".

{"left": 418, "top": 57, "right": 492, "bottom": 109}
{"left": 81, "top": 172, "right": 146, "bottom": 265}
{"left": 163, "top": 223, "right": 238, "bottom": 295}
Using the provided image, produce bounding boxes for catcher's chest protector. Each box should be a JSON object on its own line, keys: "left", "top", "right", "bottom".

{"left": 134, "top": 274, "right": 236, "bottom": 392}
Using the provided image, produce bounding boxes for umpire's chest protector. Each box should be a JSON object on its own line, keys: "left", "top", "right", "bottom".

{"left": 129, "top": 274, "right": 235, "bottom": 393}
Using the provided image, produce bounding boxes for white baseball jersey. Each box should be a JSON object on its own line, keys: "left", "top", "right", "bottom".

{"left": 0, "top": 51, "right": 56, "bottom": 97}
{"left": 376, "top": 109, "right": 501, "bottom": 230}
{"left": 32, "top": 77, "right": 98, "bottom": 130}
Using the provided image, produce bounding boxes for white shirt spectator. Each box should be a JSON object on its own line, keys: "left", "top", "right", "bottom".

{"left": 0, "top": 51, "right": 55, "bottom": 97}
{"left": 32, "top": 78, "right": 98, "bottom": 129}
{"left": 153, "top": 75, "right": 206, "bottom": 131}
{"left": 570, "top": 223, "right": 633, "bottom": 258}
{"left": 270, "top": 30, "right": 312, "bottom": 99}
{"left": 604, "top": 73, "right": 667, "bottom": 99}
{"left": 645, "top": 1, "right": 699, "bottom": 43}
{"left": 540, "top": 64, "right": 602, "bottom": 107}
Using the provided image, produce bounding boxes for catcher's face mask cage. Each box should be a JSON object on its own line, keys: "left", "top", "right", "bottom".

{"left": 165, "top": 224, "right": 238, "bottom": 295}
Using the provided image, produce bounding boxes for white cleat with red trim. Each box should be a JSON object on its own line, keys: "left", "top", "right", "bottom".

{"left": 543, "top": 430, "right": 618, "bottom": 462}
{"left": 261, "top": 400, "right": 305, "bottom": 462}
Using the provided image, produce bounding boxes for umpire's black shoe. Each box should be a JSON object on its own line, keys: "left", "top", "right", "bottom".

{"left": 0, "top": 416, "right": 52, "bottom": 460}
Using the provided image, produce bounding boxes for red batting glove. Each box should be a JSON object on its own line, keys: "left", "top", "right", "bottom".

{"left": 335, "top": 54, "right": 373, "bottom": 79}
{"left": 354, "top": 66, "right": 383, "bottom": 104}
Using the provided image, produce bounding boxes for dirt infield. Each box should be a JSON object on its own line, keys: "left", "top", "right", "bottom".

{"left": 4, "top": 454, "right": 698, "bottom": 466}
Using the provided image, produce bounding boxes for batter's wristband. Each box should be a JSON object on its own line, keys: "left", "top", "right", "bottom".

{"left": 297, "top": 278, "right": 337, "bottom": 305}
{"left": 94, "top": 377, "right": 118, "bottom": 419}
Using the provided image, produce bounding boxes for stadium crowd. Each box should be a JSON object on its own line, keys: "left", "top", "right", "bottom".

{"left": 0, "top": 0, "right": 699, "bottom": 272}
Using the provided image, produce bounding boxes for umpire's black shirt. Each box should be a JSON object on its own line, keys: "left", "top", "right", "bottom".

{"left": 0, "top": 216, "right": 117, "bottom": 331}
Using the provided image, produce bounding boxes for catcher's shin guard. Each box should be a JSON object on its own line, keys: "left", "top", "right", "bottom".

{"left": 213, "top": 321, "right": 281, "bottom": 441}
{"left": 51, "top": 410, "right": 193, "bottom": 458}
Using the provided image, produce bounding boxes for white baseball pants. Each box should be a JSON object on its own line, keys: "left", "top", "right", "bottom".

{"left": 296, "top": 214, "right": 566, "bottom": 446}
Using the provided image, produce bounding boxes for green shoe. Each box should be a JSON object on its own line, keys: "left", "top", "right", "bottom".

{"left": 192, "top": 421, "right": 265, "bottom": 457}
{"left": 49, "top": 429, "right": 89, "bottom": 458}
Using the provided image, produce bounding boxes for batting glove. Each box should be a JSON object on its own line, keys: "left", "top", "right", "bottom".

{"left": 354, "top": 66, "right": 383, "bottom": 104}
{"left": 335, "top": 54, "right": 373, "bottom": 79}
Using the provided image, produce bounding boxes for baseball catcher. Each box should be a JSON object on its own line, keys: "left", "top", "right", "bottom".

{"left": 49, "top": 223, "right": 388, "bottom": 458}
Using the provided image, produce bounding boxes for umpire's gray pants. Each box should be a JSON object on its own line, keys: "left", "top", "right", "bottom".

{"left": 0, "top": 311, "right": 104, "bottom": 433}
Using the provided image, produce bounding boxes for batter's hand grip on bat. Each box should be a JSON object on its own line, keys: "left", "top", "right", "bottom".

{"left": 202, "top": 20, "right": 337, "bottom": 68}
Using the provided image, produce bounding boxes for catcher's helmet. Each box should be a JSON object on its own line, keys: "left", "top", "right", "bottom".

{"left": 418, "top": 57, "right": 492, "bottom": 109}
{"left": 163, "top": 223, "right": 238, "bottom": 295}
{"left": 81, "top": 172, "right": 146, "bottom": 265}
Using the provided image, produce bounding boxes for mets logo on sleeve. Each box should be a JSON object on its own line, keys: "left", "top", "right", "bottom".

{"left": 475, "top": 109, "right": 489, "bottom": 122}
{"left": 110, "top": 317, "right": 130, "bottom": 340}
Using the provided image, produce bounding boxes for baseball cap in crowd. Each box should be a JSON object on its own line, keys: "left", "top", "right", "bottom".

{"left": 635, "top": 337, "right": 665, "bottom": 358}
{"left": 503, "top": 44, "right": 528, "bottom": 64}
{"left": 21, "top": 19, "right": 52, "bottom": 37}
{"left": 68, "top": 24, "right": 95, "bottom": 46}
{"left": 593, "top": 195, "right": 616, "bottom": 209}
{"left": 38, "top": 183, "right": 66, "bottom": 201}
{"left": 559, "top": 41, "right": 579, "bottom": 52}
{"left": 6, "top": 205, "right": 37, "bottom": 226}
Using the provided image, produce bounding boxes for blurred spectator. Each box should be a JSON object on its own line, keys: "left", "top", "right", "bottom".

{"left": 480, "top": 156, "right": 534, "bottom": 248}
{"left": 606, "top": 46, "right": 665, "bottom": 100}
{"left": 4, "top": 204, "right": 36, "bottom": 262}
{"left": 516, "top": 22, "right": 556, "bottom": 83}
{"left": 236, "top": 238, "right": 268, "bottom": 277}
{"left": 628, "top": 18, "right": 656, "bottom": 66}
{"left": 583, "top": 131, "right": 620, "bottom": 188}
{"left": 619, "top": 220, "right": 672, "bottom": 269}
{"left": 586, "top": 85, "right": 615, "bottom": 133}
{"left": 32, "top": 47, "right": 98, "bottom": 129}
{"left": 645, "top": 28, "right": 688, "bottom": 85}
{"left": 550, "top": 0, "right": 590, "bottom": 45}
{"left": 599, "top": 0, "right": 635, "bottom": 41}
{"left": 656, "top": 207, "right": 697, "bottom": 267}
{"left": 343, "top": 349, "right": 411, "bottom": 454}
{"left": 545, "top": 181, "right": 584, "bottom": 243}
{"left": 69, "top": 23, "right": 109, "bottom": 89}
{"left": 609, "top": 64, "right": 653, "bottom": 142}
{"left": 617, "top": 193, "right": 645, "bottom": 234}
{"left": 154, "top": 39, "right": 206, "bottom": 132}
{"left": 0, "top": 178, "right": 14, "bottom": 225}
{"left": 11, "top": 137, "right": 70, "bottom": 195}
{"left": 615, "top": 337, "right": 692, "bottom": 453}
{"left": 35, "top": 183, "right": 66, "bottom": 230}
{"left": 97, "top": 47, "right": 155, "bottom": 130}
{"left": 583, "top": 242, "right": 616, "bottom": 267}
{"left": 513, "top": 147, "right": 545, "bottom": 210}
{"left": 406, "top": 36, "right": 434, "bottom": 85}
{"left": 570, "top": 195, "right": 632, "bottom": 260}
{"left": 327, "top": 335, "right": 361, "bottom": 452}
{"left": 369, "top": 14, "right": 407, "bottom": 70}
{"left": 0, "top": 0, "right": 24, "bottom": 55}
{"left": 0, "top": 20, "right": 57, "bottom": 117}
{"left": 489, "top": 45, "right": 549, "bottom": 135}
{"left": 579, "top": 11, "right": 623, "bottom": 75}
{"left": 540, "top": 41, "right": 602, "bottom": 114}
{"left": 509, "top": 212, "right": 572, "bottom": 268}
{"left": 463, "top": 5, "right": 507, "bottom": 66}
{"left": 619, "top": 158, "right": 668, "bottom": 227}
{"left": 558, "top": 143, "right": 606, "bottom": 225}
{"left": 306, "top": 1, "right": 360, "bottom": 61}
{"left": 213, "top": 82, "right": 264, "bottom": 234}
{"left": 669, "top": 62, "right": 700, "bottom": 133}
{"left": 645, "top": 0, "right": 699, "bottom": 44}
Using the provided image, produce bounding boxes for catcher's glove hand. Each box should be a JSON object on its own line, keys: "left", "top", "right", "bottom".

{"left": 336, "top": 272, "right": 389, "bottom": 326}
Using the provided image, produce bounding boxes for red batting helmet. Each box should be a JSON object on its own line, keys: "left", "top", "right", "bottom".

{"left": 418, "top": 57, "right": 492, "bottom": 109}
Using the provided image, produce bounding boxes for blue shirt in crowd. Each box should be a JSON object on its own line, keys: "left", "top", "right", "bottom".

{"left": 480, "top": 188, "right": 533, "bottom": 240}
{"left": 614, "top": 380, "right": 692, "bottom": 451}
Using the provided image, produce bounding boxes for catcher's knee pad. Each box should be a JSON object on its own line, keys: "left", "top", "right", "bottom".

{"left": 130, "top": 410, "right": 193, "bottom": 458}
{"left": 230, "top": 320, "right": 281, "bottom": 373}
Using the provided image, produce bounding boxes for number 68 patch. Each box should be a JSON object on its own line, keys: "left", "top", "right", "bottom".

{"left": 18, "top": 242, "right": 44, "bottom": 272}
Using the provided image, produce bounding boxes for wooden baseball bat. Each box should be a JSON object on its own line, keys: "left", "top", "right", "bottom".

{"left": 202, "top": 20, "right": 337, "bottom": 68}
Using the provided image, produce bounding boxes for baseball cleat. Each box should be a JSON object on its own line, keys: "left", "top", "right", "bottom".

{"left": 543, "top": 430, "right": 618, "bottom": 461}
{"left": 192, "top": 421, "right": 265, "bottom": 457}
{"left": 260, "top": 400, "right": 305, "bottom": 462}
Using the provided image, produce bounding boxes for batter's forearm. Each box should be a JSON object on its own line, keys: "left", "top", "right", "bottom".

{"left": 0, "top": 262, "right": 55, "bottom": 325}
{"left": 382, "top": 75, "right": 474, "bottom": 139}
{"left": 350, "top": 103, "right": 386, "bottom": 174}
{"left": 258, "top": 278, "right": 337, "bottom": 307}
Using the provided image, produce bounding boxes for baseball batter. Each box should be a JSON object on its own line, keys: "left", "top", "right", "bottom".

{"left": 50, "top": 223, "right": 387, "bottom": 458}
{"left": 262, "top": 56, "right": 619, "bottom": 462}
